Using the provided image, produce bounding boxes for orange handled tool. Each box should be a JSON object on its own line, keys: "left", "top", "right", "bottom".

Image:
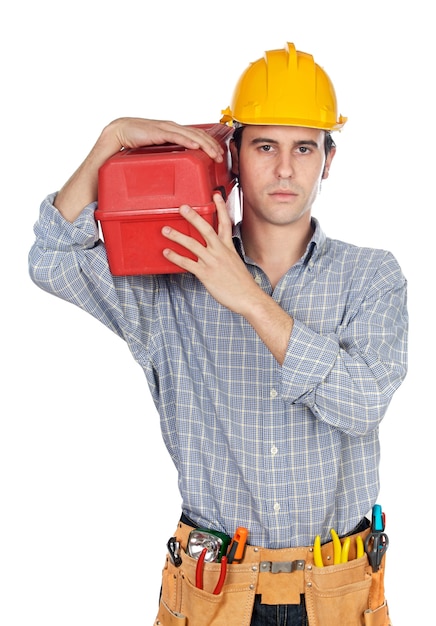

{"left": 227, "top": 527, "right": 248, "bottom": 564}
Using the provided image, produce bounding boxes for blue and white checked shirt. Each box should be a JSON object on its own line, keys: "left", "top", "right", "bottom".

{"left": 29, "top": 194, "right": 408, "bottom": 548}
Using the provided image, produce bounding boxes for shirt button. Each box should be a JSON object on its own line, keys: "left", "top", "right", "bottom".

{"left": 270, "top": 389, "right": 278, "bottom": 398}
{"left": 254, "top": 275, "right": 262, "bottom": 285}
{"left": 274, "top": 502, "right": 281, "bottom": 512}
{"left": 271, "top": 445, "right": 278, "bottom": 456}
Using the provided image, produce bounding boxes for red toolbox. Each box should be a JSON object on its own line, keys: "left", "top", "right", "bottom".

{"left": 96, "top": 123, "right": 237, "bottom": 275}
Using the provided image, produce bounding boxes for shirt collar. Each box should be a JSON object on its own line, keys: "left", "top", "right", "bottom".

{"left": 232, "top": 217, "right": 327, "bottom": 266}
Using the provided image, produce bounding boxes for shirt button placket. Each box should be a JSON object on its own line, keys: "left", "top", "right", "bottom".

{"left": 269, "top": 387, "right": 280, "bottom": 516}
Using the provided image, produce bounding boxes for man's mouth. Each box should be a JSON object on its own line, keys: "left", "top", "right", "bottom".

{"left": 269, "top": 189, "right": 297, "bottom": 198}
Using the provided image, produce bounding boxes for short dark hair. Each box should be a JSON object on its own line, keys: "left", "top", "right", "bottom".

{"left": 324, "top": 131, "right": 336, "bottom": 156}
{"left": 231, "top": 125, "right": 336, "bottom": 157}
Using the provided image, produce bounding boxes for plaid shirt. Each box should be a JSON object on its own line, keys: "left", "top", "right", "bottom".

{"left": 29, "top": 194, "right": 408, "bottom": 547}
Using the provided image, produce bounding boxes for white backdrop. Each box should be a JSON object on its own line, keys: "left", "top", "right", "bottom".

{"left": 1, "top": 1, "right": 432, "bottom": 624}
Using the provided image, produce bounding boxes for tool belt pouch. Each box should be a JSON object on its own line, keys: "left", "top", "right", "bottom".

{"left": 155, "top": 548, "right": 257, "bottom": 626}
{"left": 305, "top": 555, "right": 390, "bottom": 626}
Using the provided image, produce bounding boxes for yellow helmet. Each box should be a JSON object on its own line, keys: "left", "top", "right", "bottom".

{"left": 220, "top": 42, "right": 347, "bottom": 131}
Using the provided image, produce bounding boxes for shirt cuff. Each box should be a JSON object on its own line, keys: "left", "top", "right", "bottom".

{"left": 280, "top": 319, "right": 339, "bottom": 405}
{"left": 34, "top": 193, "right": 99, "bottom": 251}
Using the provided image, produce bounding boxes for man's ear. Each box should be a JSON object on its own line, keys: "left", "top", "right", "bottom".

{"left": 322, "top": 146, "right": 336, "bottom": 180}
{"left": 230, "top": 140, "right": 239, "bottom": 177}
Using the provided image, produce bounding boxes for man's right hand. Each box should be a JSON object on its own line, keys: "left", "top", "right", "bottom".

{"left": 54, "top": 117, "right": 225, "bottom": 223}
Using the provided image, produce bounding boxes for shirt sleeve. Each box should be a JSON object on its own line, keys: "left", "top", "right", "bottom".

{"left": 28, "top": 194, "right": 155, "bottom": 362}
{"left": 280, "top": 251, "right": 408, "bottom": 437}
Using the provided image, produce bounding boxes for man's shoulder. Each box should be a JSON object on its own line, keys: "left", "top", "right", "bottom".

{"left": 325, "top": 235, "right": 395, "bottom": 261}
{"left": 322, "top": 235, "right": 405, "bottom": 285}
{"left": 312, "top": 219, "right": 396, "bottom": 265}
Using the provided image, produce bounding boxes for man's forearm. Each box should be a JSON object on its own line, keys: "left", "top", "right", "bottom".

{"left": 54, "top": 126, "right": 122, "bottom": 223}
{"left": 241, "top": 291, "right": 294, "bottom": 365}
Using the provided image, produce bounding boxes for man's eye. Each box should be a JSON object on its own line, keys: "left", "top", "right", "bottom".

{"left": 298, "top": 146, "right": 310, "bottom": 154}
{"left": 260, "top": 144, "right": 272, "bottom": 152}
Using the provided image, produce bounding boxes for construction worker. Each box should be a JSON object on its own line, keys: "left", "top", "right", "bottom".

{"left": 29, "top": 43, "right": 407, "bottom": 625}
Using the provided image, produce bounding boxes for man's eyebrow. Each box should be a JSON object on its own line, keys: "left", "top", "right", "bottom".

{"left": 250, "top": 137, "right": 279, "bottom": 145}
{"left": 250, "top": 137, "right": 320, "bottom": 148}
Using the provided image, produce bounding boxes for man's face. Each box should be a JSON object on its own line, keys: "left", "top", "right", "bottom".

{"left": 231, "top": 125, "right": 335, "bottom": 228}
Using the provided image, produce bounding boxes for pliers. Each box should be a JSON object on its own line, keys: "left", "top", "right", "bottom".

{"left": 314, "top": 529, "right": 365, "bottom": 567}
{"left": 195, "top": 548, "right": 228, "bottom": 594}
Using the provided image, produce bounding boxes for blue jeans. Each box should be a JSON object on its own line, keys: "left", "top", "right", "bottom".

{"left": 250, "top": 594, "right": 308, "bottom": 626}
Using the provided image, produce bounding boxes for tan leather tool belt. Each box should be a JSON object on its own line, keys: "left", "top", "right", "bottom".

{"left": 154, "top": 520, "right": 391, "bottom": 626}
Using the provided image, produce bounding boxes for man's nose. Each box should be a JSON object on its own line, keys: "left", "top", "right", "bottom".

{"left": 275, "top": 153, "right": 294, "bottom": 179}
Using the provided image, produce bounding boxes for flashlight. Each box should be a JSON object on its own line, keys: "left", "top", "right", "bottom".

{"left": 187, "top": 528, "right": 231, "bottom": 563}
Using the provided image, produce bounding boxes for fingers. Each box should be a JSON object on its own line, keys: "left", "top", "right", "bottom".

{"left": 161, "top": 209, "right": 204, "bottom": 272}
{"left": 166, "top": 123, "right": 224, "bottom": 162}
{"left": 165, "top": 198, "right": 231, "bottom": 246}
{"left": 109, "top": 118, "right": 224, "bottom": 162}
{"left": 161, "top": 198, "right": 232, "bottom": 271}
{"left": 213, "top": 191, "right": 232, "bottom": 233}
{"left": 161, "top": 206, "right": 212, "bottom": 260}
{"left": 162, "top": 244, "right": 196, "bottom": 273}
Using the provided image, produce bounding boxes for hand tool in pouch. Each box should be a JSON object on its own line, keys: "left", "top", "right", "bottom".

{"left": 167, "top": 536, "right": 182, "bottom": 567}
{"left": 364, "top": 504, "right": 389, "bottom": 572}
{"left": 227, "top": 527, "right": 248, "bottom": 564}
{"left": 195, "top": 548, "right": 228, "bottom": 594}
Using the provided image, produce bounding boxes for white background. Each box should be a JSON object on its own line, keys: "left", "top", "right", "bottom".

{"left": 1, "top": 1, "right": 432, "bottom": 624}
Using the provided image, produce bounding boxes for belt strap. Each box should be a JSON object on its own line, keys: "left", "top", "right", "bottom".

{"left": 175, "top": 518, "right": 369, "bottom": 563}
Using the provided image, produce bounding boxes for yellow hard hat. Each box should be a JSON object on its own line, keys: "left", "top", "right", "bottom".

{"left": 220, "top": 42, "right": 347, "bottom": 131}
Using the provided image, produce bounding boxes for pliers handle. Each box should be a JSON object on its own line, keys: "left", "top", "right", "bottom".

{"left": 195, "top": 548, "right": 228, "bottom": 594}
{"left": 364, "top": 531, "right": 389, "bottom": 572}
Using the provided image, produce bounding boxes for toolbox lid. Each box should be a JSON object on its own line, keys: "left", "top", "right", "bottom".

{"left": 97, "top": 123, "right": 235, "bottom": 214}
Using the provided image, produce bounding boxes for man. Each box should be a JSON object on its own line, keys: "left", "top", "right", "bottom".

{"left": 29, "top": 43, "right": 407, "bottom": 625}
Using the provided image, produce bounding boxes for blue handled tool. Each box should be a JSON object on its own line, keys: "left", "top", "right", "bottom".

{"left": 371, "top": 504, "right": 385, "bottom": 532}
{"left": 364, "top": 504, "right": 389, "bottom": 572}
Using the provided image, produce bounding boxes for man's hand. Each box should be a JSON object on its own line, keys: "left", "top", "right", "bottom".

{"left": 54, "top": 118, "right": 224, "bottom": 222}
{"left": 162, "top": 192, "right": 257, "bottom": 315}
{"left": 108, "top": 118, "right": 224, "bottom": 163}
{"left": 162, "top": 193, "right": 294, "bottom": 363}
